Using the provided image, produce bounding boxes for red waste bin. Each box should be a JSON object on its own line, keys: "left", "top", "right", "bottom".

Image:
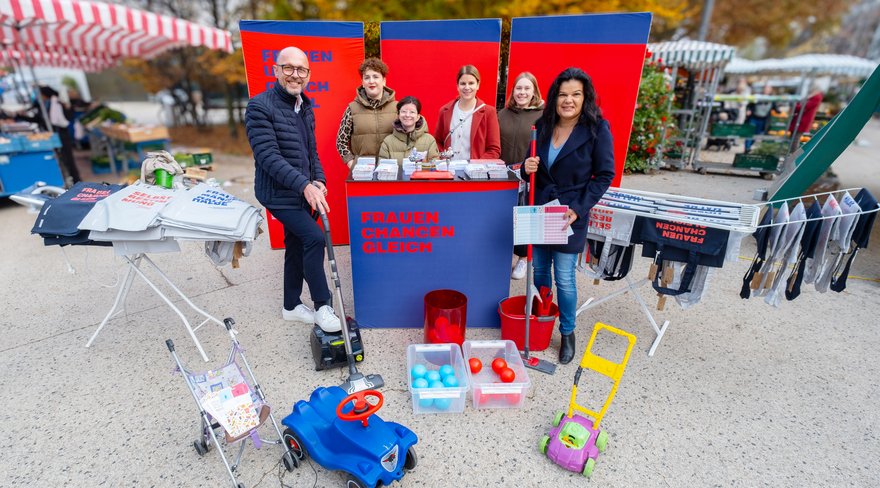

{"left": 424, "top": 289, "right": 467, "bottom": 347}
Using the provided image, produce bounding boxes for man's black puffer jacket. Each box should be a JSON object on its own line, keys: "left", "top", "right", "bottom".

{"left": 245, "top": 82, "right": 326, "bottom": 210}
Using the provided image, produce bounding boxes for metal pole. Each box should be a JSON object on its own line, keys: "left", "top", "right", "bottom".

{"left": 15, "top": 28, "right": 51, "bottom": 131}
{"left": 697, "top": 0, "right": 716, "bottom": 42}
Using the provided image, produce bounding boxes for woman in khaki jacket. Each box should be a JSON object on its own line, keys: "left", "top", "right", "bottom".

{"left": 336, "top": 58, "right": 397, "bottom": 169}
{"left": 379, "top": 96, "right": 439, "bottom": 166}
{"left": 498, "top": 72, "right": 544, "bottom": 280}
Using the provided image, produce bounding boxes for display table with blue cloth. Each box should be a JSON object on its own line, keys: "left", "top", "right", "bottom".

{"left": 0, "top": 133, "right": 63, "bottom": 197}
{"left": 346, "top": 170, "right": 519, "bottom": 329}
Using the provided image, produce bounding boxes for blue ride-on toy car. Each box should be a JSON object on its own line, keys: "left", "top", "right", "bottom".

{"left": 281, "top": 386, "right": 418, "bottom": 487}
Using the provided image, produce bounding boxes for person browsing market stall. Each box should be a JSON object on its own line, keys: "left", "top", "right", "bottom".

{"left": 522, "top": 67, "right": 616, "bottom": 364}
{"left": 336, "top": 57, "right": 397, "bottom": 169}
{"left": 498, "top": 72, "right": 544, "bottom": 280}
{"left": 378, "top": 96, "right": 439, "bottom": 166}
{"left": 245, "top": 46, "right": 341, "bottom": 333}
{"left": 434, "top": 65, "right": 501, "bottom": 160}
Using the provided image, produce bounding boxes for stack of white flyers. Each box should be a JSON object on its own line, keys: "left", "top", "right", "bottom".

{"left": 513, "top": 201, "right": 572, "bottom": 245}
{"left": 402, "top": 161, "right": 416, "bottom": 176}
{"left": 375, "top": 161, "right": 399, "bottom": 181}
{"left": 445, "top": 160, "right": 467, "bottom": 172}
{"left": 597, "top": 189, "right": 751, "bottom": 227}
{"left": 486, "top": 162, "right": 508, "bottom": 179}
{"left": 465, "top": 163, "right": 488, "bottom": 179}
{"left": 352, "top": 161, "right": 376, "bottom": 181}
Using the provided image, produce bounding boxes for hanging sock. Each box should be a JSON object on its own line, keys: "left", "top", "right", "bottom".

{"left": 803, "top": 195, "right": 842, "bottom": 285}
{"left": 754, "top": 203, "right": 790, "bottom": 298}
{"left": 741, "top": 209, "right": 774, "bottom": 299}
{"left": 764, "top": 202, "right": 806, "bottom": 308}
{"left": 830, "top": 189, "right": 878, "bottom": 292}
{"left": 786, "top": 201, "right": 823, "bottom": 301}
{"left": 816, "top": 192, "right": 861, "bottom": 293}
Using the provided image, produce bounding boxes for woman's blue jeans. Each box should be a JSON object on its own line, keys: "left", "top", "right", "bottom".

{"left": 532, "top": 247, "right": 579, "bottom": 335}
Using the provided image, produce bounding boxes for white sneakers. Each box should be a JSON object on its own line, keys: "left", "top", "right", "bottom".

{"left": 282, "top": 304, "right": 314, "bottom": 322}
{"left": 283, "top": 303, "right": 342, "bottom": 333}
{"left": 315, "top": 305, "right": 342, "bottom": 333}
{"left": 511, "top": 259, "right": 527, "bottom": 280}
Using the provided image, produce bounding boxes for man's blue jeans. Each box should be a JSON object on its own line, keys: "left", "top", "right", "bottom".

{"left": 532, "top": 247, "right": 579, "bottom": 335}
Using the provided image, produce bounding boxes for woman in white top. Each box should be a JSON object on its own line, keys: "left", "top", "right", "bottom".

{"left": 433, "top": 65, "right": 501, "bottom": 160}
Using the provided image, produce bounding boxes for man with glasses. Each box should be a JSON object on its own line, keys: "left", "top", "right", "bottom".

{"left": 245, "top": 46, "right": 341, "bottom": 333}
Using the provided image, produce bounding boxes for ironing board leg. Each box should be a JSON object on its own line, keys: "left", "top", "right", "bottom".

{"left": 574, "top": 275, "right": 673, "bottom": 356}
{"left": 86, "top": 254, "right": 138, "bottom": 348}
{"left": 122, "top": 255, "right": 212, "bottom": 362}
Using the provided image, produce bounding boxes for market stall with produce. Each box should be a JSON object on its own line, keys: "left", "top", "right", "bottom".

{"left": 0, "top": 0, "right": 232, "bottom": 187}
{"left": 647, "top": 40, "right": 737, "bottom": 171}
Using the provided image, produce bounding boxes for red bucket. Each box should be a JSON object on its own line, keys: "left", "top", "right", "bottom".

{"left": 424, "top": 289, "right": 467, "bottom": 347}
{"left": 498, "top": 296, "right": 558, "bottom": 352}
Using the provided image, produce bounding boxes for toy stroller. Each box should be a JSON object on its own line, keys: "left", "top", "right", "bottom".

{"left": 167, "top": 318, "right": 298, "bottom": 488}
{"left": 539, "top": 322, "right": 636, "bottom": 477}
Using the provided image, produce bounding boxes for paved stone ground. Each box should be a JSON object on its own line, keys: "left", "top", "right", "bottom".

{"left": 1, "top": 118, "right": 878, "bottom": 488}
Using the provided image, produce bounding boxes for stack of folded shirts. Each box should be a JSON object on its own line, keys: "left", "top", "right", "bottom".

{"left": 352, "top": 160, "right": 376, "bottom": 181}
{"left": 375, "top": 161, "right": 399, "bottom": 181}
{"left": 465, "top": 163, "right": 488, "bottom": 179}
{"left": 157, "top": 184, "right": 263, "bottom": 242}
{"left": 31, "top": 182, "right": 127, "bottom": 247}
{"left": 78, "top": 181, "right": 181, "bottom": 255}
{"left": 78, "top": 182, "right": 263, "bottom": 256}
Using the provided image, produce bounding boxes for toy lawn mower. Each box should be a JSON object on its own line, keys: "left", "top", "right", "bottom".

{"left": 539, "top": 322, "right": 636, "bottom": 477}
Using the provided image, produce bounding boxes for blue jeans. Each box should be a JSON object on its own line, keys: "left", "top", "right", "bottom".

{"left": 745, "top": 117, "right": 766, "bottom": 150}
{"left": 532, "top": 247, "right": 579, "bottom": 335}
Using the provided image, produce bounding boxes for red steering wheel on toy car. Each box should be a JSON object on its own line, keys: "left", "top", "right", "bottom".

{"left": 336, "top": 390, "right": 384, "bottom": 427}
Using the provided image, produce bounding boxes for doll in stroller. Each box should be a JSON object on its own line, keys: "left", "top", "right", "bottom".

{"left": 167, "top": 318, "right": 299, "bottom": 488}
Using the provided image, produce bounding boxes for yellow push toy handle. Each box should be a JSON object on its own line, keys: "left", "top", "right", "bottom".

{"left": 567, "top": 322, "right": 637, "bottom": 430}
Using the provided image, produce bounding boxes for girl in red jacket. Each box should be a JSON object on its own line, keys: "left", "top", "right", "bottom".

{"left": 434, "top": 65, "right": 501, "bottom": 160}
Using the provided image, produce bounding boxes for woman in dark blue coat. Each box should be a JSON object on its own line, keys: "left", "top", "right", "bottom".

{"left": 522, "top": 67, "right": 616, "bottom": 364}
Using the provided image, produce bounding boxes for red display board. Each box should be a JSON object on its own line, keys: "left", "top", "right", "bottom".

{"left": 507, "top": 13, "right": 653, "bottom": 187}
{"left": 380, "top": 19, "right": 502, "bottom": 135}
{"left": 240, "top": 20, "right": 365, "bottom": 246}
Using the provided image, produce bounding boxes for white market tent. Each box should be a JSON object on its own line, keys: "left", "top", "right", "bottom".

{"left": 725, "top": 54, "right": 878, "bottom": 78}
{"left": 648, "top": 40, "right": 737, "bottom": 71}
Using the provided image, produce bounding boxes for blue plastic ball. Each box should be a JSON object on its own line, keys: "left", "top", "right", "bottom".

{"left": 412, "top": 378, "right": 428, "bottom": 389}
{"left": 442, "top": 375, "right": 459, "bottom": 387}
{"left": 418, "top": 396, "right": 433, "bottom": 407}
{"left": 429, "top": 380, "right": 445, "bottom": 389}
{"left": 425, "top": 370, "right": 441, "bottom": 383}
{"left": 434, "top": 397, "right": 452, "bottom": 409}
{"left": 411, "top": 364, "right": 427, "bottom": 379}
{"left": 439, "top": 364, "right": 455, "bottom": 378}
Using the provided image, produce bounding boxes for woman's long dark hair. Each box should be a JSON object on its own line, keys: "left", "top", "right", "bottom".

{"left": 538, "top": 67, "right": 602, "bottom": 147}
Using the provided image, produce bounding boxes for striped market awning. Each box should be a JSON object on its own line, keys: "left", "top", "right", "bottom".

{"left": 647, "top": 40, "right": 737, "bottom": 71}
{"left": 725, "top": 54, "right": 878, "bottom": 78}
{"left": 0, "top": 0, "right": 234, "bottom": 72}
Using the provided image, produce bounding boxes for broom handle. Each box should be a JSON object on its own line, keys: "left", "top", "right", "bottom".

{"left": 524, "top": 127, "right": 537, "bottom": 358}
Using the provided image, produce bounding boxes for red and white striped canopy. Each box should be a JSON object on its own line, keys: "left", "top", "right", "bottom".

{"left": 0, "top": 0, "right": 233, "bottom": 71}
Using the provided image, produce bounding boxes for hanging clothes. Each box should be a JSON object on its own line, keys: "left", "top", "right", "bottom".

{"left": 580, "top": 207, "right": 638, "bottom": 281}
{"left": 816, "top": 192, "right": 861, "bottom": 293}
{"left": 830, "top": 189, "right": 878, "bottom": 292}
{"left": 753, "top": 203, "right": 789, "bottom": 297}
{"left": 764, "top": 202, "right": 806, "bottom": 307}
{"left": 786, "top": 201, "right": 823, "bottom": 301}
{"left": 741, "top": 209, "right": 774, "bottom": 299}
{"left": 803, "top": 195, "right": 842, "bottom": 285}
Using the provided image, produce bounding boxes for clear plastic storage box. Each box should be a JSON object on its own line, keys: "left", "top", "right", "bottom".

{"left": 462, "top": 340, "right": 531, "bottom": 409}
{"left": 406, "top": 343, "right": 470, "bottom": 414}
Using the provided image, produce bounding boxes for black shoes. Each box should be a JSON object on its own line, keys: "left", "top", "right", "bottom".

{"left": 559, "top": 332, "right": 576, "bottom": 364}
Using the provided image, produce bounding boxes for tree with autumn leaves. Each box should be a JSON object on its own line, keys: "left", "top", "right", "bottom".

{"left": 625, "top": 52, "right": 672, "bottom": 173}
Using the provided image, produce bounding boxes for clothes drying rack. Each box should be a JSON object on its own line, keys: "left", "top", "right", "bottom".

{"left": 85, "top": 252, "right": 223, "bottom": 362}
{"left": 575, "top": 187, "right": 762, "bottom": 356}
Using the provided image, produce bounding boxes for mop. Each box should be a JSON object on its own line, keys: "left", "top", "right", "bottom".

{"left": 522, "top": 127, "right": 557, "bottom": 375}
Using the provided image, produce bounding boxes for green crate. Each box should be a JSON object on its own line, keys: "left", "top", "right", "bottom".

{"left": 710, "top": 123, "right": 756, "bottom": 137}
{"left": 733, "top": 154, "right": 778, "bottom": 170}
{"left": 663, "top": 149, "right": 689, "bottom": 159}
{"left": 191, "top": 152, "right": 213, "bottom": 165}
